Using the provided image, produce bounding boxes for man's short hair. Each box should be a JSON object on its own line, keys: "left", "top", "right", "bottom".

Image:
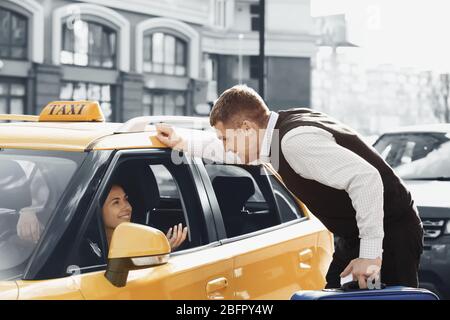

{"left": 209, "top": 85, "right": 269, "bottom": 127}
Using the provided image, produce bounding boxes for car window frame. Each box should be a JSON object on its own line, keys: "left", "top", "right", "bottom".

{"left": 196, "top": 159, "right": 309, "bottom": 243}
{"left": 266, "top": 172, "right": 305, "bottom": 222}
{"left": 64, "top": 198, "right": 109, "bottom": 276}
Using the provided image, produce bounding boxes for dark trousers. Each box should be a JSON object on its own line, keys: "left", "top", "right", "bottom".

{"left": 325, "top": 220, "right": 424, "bottom": 289}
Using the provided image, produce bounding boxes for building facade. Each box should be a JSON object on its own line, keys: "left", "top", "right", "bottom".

{"left": 0, "top": 0, "right": 316, "bottom": 121}
{"left": 312, "top": 48, "right": 440, "bottom": 136}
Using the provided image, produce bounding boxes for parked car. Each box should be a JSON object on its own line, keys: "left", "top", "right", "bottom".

{"left": 0, "top": 100, "right": 333, "bottom": 300}
{"left": 373, "top": 124, "right": 450, "bottom": 299}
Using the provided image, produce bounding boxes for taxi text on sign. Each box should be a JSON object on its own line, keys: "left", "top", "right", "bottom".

{"left": 39, "top": 101, "right": 105, "bottom": 122}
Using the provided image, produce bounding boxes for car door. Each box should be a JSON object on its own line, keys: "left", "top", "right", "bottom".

{"left": 63, "top": 149, "right": 235, "bottom": 300}
{"left": 199, "top": 161, "right": 332, "bottom": 300}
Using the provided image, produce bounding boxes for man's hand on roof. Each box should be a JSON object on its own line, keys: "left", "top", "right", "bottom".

{"left": 155, "top": 123, "right": 187, "bottom": 151}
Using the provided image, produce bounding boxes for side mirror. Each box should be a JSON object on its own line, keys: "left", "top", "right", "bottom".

{"left": 104, "top": 222, "right": 171, "bottom": 287}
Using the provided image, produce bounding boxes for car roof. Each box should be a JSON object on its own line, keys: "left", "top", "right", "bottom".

{"left": 0, "top": 120, "right": 172, "bottom": 152}
{"left": 145, "top": 115, "right": 210, "bottom": 126}
{"left": 115, "top": 115, "right": 212, "bottom": 133}
{"left": 381, "top": 123, "right": 450, "bottom": 135}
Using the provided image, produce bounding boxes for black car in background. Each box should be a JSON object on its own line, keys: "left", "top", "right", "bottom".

{"left": 373, "top": 124, "right": 450, "bottom": 299}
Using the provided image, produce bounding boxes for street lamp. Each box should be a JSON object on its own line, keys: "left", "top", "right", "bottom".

{"left": 238, "top": 33, "right": 244, "bottom": 84}
{"left": 258, "top": 0, "right": 265, "bottom": 99}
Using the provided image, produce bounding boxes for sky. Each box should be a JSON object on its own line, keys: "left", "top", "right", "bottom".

{"left": 310, "top": 0, "right": 450, "bottom": 73}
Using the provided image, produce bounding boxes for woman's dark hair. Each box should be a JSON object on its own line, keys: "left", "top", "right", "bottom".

{"left": 99, "top": 174, "right": 124, "bottom": 208}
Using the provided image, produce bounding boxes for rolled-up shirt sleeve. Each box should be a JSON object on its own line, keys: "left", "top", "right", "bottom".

{"left": 183, "top": 130, "right": 241, "bottom": 164}
{"left": 281, "top": 127, "right": 384, "bottom": 259}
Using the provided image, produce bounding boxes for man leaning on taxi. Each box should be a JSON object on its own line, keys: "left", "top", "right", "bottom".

{"left": 156, "top": 84, "right": 424, "bottom": 289}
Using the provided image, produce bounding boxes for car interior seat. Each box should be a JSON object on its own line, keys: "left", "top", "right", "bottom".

{"left": 211, "top": 176, "right": 257, "bottom": 238}
{"left": 0, "top": 159, "right": 32, "bottom": 212}
{"left": 0, "top": 159, "right": 33, "bottom": 240}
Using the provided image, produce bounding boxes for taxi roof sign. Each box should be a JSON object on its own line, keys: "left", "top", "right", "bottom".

{"left": 39, "top": 101, "right": 105, "bottom": 122}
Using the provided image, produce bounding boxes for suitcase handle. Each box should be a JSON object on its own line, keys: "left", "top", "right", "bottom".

{"left": 341, "top": 281, "right": 387, "bottom": 291}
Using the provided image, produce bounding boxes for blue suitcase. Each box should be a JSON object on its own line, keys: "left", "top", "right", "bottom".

{"left": 291, "top": 282, "right": 439, "bottom": 300}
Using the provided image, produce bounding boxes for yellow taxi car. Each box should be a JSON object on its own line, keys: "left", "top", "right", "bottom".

{"left": 0, "top": 101, "right": 333, "bottom": 300}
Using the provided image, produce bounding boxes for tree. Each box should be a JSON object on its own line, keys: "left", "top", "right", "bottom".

{"left": 428, "top": 73, "right": 450, "bottom": 123}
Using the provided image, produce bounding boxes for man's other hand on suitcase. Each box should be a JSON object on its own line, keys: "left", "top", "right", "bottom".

{"left": 340, "top": 258, "right": 382, "bottom": 289}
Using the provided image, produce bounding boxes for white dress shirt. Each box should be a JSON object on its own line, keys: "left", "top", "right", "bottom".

{"left": 183, "top": 111, "right": 385, "bottom": 259}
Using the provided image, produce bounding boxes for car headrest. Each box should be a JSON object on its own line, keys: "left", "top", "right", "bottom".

{"left": 138, "top": 165, "right": 160, "bottom": 212}
{"left": 110, "top": 161, "right": 160, "bottom": 224}
{"left": 212, "top": 176, "right": 255, "bottom": 213}
{"left": 0, "top": 159, "right": 32, "bottom": 211}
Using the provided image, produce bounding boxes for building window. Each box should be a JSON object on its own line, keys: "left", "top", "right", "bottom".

{"left": 60, "top": 20, "right": 116, "bottom": 68}
{"left": 60, "top": 82, "right": 114, "bottom": 120}
{"left": 250, "top": 4, "right": 260, "bottom": 32}
{"left": 143, "top": 33, "right": 187, "bottom": 76}
{"left": 0, "top": 8, "right": 27, "bottom": 60}
{"left": 0, "top": 78, "right": 26, "bottom": 115}
{"left": 204, "top": 54, "right": 218, "bottom": 81}
{"left": 142, "top": 90, "right": 186, "bottom": 116}
{"left": 213, "top": 0, "right": 226, "bottom": 29}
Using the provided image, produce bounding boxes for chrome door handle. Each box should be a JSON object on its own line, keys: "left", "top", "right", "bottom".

{"left": 206, "top": 277, "right": 229, "bottom": 299}
{"left": 298, "top": 248, "right": 313, "bottom": 262}
{"left": 298, "top": 248, "right": 314, "bottom": 270}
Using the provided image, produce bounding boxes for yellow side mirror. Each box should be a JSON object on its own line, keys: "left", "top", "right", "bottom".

{"left": 105, "top": 223, "right": 171, "bottom": 287}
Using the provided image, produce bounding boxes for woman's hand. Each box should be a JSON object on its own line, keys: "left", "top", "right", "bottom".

{"left": 166, "top": 223, "right": 188, "bottom": 250}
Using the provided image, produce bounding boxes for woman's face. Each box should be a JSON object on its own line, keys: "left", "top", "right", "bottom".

{"left": 102, "top": 185, "right": 132, "bottom": 230}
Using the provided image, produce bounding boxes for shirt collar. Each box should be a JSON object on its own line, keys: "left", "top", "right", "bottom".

{"left": 260, "top": 111, "right": 279, "bottom": 159}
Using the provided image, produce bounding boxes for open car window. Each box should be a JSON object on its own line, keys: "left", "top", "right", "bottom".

{"left": 110, "top": 157, "right": 209, "bottom": 250}
{"left": 68, "top": 152, "right": 210, "bottom": 274}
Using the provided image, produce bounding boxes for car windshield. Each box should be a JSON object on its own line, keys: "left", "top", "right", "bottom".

{"left": 0, "top": 149, "right": 86, "bottom": 280}
{"left": 373, "top": 132, "right": 450, "bottom": 180}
